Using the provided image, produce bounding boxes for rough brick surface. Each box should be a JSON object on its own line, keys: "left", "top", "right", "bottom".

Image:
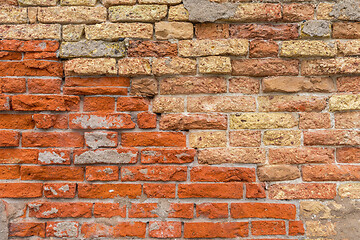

{"left": 0, "top": 0, "right": 358, "bottom": 239}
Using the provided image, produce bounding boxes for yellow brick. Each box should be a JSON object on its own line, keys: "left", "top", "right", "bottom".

{"left": 280, "top": 40, "right": 337, "bottom": 57}
{"left": 85, "top": 23, "right": 153, "bottom": 40}
{"left": 168, "top": 4, "right": 189, "bottom": 21}
{"left": 230, "top": 113, "right": 297, "bottom": 129}
{"left": 64, "top": 58, "right": 117, "bottom": 76}
{"left": 0, "top": 6, "right": 27, "bottom": 23}
{"left": 109, "top": 5, "right": 167, "bottom": 22}
{"left": 155, "top": 21, "right": 193, "bottom": 39}
{"left": 199, "top": 56, "right": 231, "bottom": 74}
{"left": 152, "top": 57, "right": 196, "bottom": 76}
{"left": 189, "top": 131, "right": 227, "bottom": 148}
{"left": 152, "top": 96, "right": 184, "bottom": 113}
{"left": 264, "top": 130, "right": 301, "bottom": 146}
{"left": 329, "top": 94, "right": 360, "bottom": 111}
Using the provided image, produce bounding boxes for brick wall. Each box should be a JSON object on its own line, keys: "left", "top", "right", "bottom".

{"left": 0, "top": 0, "right": 359, "bottom": 239}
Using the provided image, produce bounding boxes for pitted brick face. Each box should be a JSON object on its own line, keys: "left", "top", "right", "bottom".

{"left": 0, "top": 0, "right": 359, "bottom": 239}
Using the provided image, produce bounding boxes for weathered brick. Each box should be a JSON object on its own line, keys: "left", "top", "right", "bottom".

{"left": 178, "top": 183, "right": 244, "bottom": 199}
{"left": 160, "top": 77, "right": 226, "bottom": 95}
{"left": 303, "top": 164, "right": 360, "bottom": 181}
{"left": 128, "top": 40, "right": 177, "bottom": 57}
{"left": 152, "top": 57, "right": 196, "bottom": 76}
{"left": 252, "top": 221, "right": 286, "bottom": 236}
{"left": 195, "top": 23, "right": 229, "bottom": 39}
{"left": 46, "top": 222, "right": 79, "bottom": 238}
{"left": 304, "top": 130, "right": 360, "bottom": 146}
{"left": 229, "top": 77, "right": 260, "bottom": 94}
{"left": 109, "top": 5, "right": 167, "bottom": 22}
{"left": 86, "top": 166, "right": 119, "bottom": 181}
{"left": 33, "top": 114, "right": 68, "bottom": 129}
{"left": 149, "top": 221, "right": 181, "bottom": 238}
{"left": 28, "top": 202, "right": 92, "bottom": 218}
{"left": 246, "top": 183, "right": 266, "bottom": 199}
{"left": 0, "top": 78, "right": 26, "bottom": 93}
{"left": 18, "top": 0, "right": 56, "bottom": 6}
{"left": 131, "top": 78, "right": 158, "bottom": 96}
{"left": 117, "top": 97, "right": 149, "bottom": 111}
{"left": 228, "top": 3, "right": 281, "bottom": 22}
{"left": 329, "top": 94, "right": 360, "bottom": 111}
{"left": 337, "top": 40, "right": 360, "bottom": 56}
{"left": 264, "top": 130, "right": 301, "bottom": 146}
{"left": 64, "top": 58, "right": 117, "bottom": 76}
{"left": 337, "top": 147, "right": 360, "bottom": 163}
{"left": 60, "top": 40, "right": 125, "bottom": 58}
{"left": 0, "top": 149, "right": 38, "bottom": 164}
{"left": 269, "top": 183, "right": 337, "bottom": 199}
{"left": 160, "top": 114, "right": 227, "bottom": 130}
{"left": 69, "top": 113, "right": 134, "bottom": 129}
{"left": 102, "top": 0, "right": 136, "bottom": 7}
{"left": 300, "top": 112, "right": 331, "bottom": 129}
{"left": 184, "top": 222, "right": 248, "bottom": 238}
{"left": 28, "top": 78, "right": 61, "bottom": 94}
{"left": 74, "top": 148, "right": 137, "bottom": 164}
{"left": 198, "top": 148, "right": 266, "bottom": 164}
{"left": 38, "top": 6, "right": 106, "bottom": 24}
{"left": 230, "top": 113, "right": 297, "bottom": 129}
{"left": 269, "top": 147, "right": 334, "bottom": 164}
{"left": 179, "top": 39, "right": 248, "bottom": 57}
{"left": 9, "top": 222, "right": 45, "bottom": 237}
{"left": 249, "top": 40, "right": 278, "bottom": 58}
{"left": 168, "top": 4, "right": 189, "bottom": 21}
{"left": 258, "top": 165, "right": 300, "bottom": 181}
{"left": 258, "top": 96, "right": 327, "bottom": 112}
{"left": 333, "top": 22, "right": 360, "bottom": 39}
{"left": 191, "top": 166, "right": 255, "bottom": 182}
{"left": 263, "top": 76, "right": 335, "bottom": 93}
{"left": 280, "top": 40, "right": 337, "bottom": 57}
{"left": 153, "top": 96, "right": 184, "bottom": 113}
{"left": 141, "top": 148, "right": 195, "bottom": 164}
{"left": 283, "top": 3, "right": 314, "bottom": 21}
{"left": 85, "top": 23, "right": 153, "bottom": 40}
{"left": 44, "top": 183, "right": 76, "bottom": 198}
{"left": 230, "top": 130, "right": 261, "bottom": 147}
{"left": 188, "top": 96, "right": 256, "bottom": 112}
{"left": 0, "top": 130, "right": 19, "bottom": 146}
{"left": 143, "top": 183, "right": 176, "bottom": 198}
{"left": 81, "top": 222, "right": 146, "bottom": 238}
{"left": 155, "top": 21, "right": 193, "bottom": 39}
{"left": 337, "top": 76, "right": 360, "bottom": 93}
{"left": 232, "top": 59, "right": 299, "bottom": 76}
{"left": 339, "top": 183, "right": 360, "bottom": 199}
{"left": 301, "top": 19, "right": 331, "bottom": 38}
{"left": 302, "top": 58, "right": 360, "bottom": 75}
{"left": 83, "top": 97, "right": 115, "bottom": 112}
{"left": 0, "top": 61, "right": 63, "bottom": 77}
{"left": 138, "top": 112, "right": 157, "bottom": 129}
{"left": 199, "top": 56, "right": 231, "bottom": 74}
{"left": 38, "top": 149, "right": 70, "bottom": 165}
{"left": 0, "top": 6, "right": 27, "bottom": 23}
{"left": 118, "top": 58, "right": 152, "bottom": 76}
{"left": 335, "top": 112, "right": 360, "bottom": 128}
{"left": 196, "top": 203, "right": 228, "bottom": 219}
{"left": 230, "top": 24, "right": 298, "bottom": 40}
{"left": 94, "top": 203, "right": 126, "bottom": 218}
{"left": 189, "top": 131, "right": 227, "bottom": 148}
{"left": 122, "top": 166, "right": 187, "bottom": 181}
{"left": 0, "top": 24, "right": 61, "bottom": 40}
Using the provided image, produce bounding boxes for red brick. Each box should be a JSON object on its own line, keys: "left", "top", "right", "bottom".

{"left": 0, "top": 114, "right": 34, "bottom": 129}
{"left": 81, "top": 222, "right": 146, "bottom": 238}
{"left": 122, "top": 132, "right": 186, "bottom": 147}
{"left": 9, "top": 222, "right": 45, "bottom": 237}
{"left": 168, "top": 203, "right": 194, "bottom": 219}
{"left": 195, "top": 23, "right": 229, "bottom": 39}
{"left": 12, "top": 95, "right": 80, "bottom": 111}
{"left": 178, "top": 183, "right": 243, "bottom": 199}
{"left": 28, "top": 202, "right": 92, "bottom": 218}
{"left": 190, "top": 166, "right": 256, "bottom": 182}
{"left": 303, "top": 164, "right": 360, "bottom": 181}
{"left": 283, "top": 3, "right": 314, "bottom": 21}
{"left": 230, "top": 130, "right": 261, "bottom": 147}
{"left": 160, "top": 113, "right": 227, "bottom": 130}
{"left": 73, "top": 148, "right": 138, "bottom": 165}
{"left": 251, "top": 221, "right": 286, "bottom": 236}
{"left": 229, "top": 77, "right": 260, "bottom": 94}
{"left": 0, "top": 149, "right": 38, "bottom": 164}
{"left": 184, "top": 222, "right": 248, "bottom": 238}
{"left": 149, "top": 221, "right": 182, "bottom": 238}
{"left": 65, "top": 76, "right": 130, "bottom": 87}
{"left": 0, "top": 130, "right": 19, "bottom": 146}
{"left": 33, "top": 114, "right": 68, "bottom": 129}
{"left": 333, "top": 22, "right": 360, "bottom": 39}
{"left": 121, "top": 166, "right": 187, "bottom": 181}
{"left": 69, "top": 113, "right": 135, "bottom": 129}
{"left": 129, "top": 203, "right": 158, "bottom": 218}
{"left": 230, "top": 24, "right": 298, "bottom": 40}
{"left": 304, "top": 130, "right": 360, "bottom": 146}
{"left": 64, "top": 86, "right": 128, "bottom": 95}
{"left": 196, "top": 203, "right": 228, "bottom": 219}
{"left": 299, "top": 112, "right": 331, "bottom": 129}
{"left": 269, "top": 183, "right": 337, "bottom": 199}
{"left": 83, "top": 96, "right": 115, "bottom": 112}
{"left": 335, "top": 112, "right": 360, "bottom": 128}
{"left": 24, "top": 52, "right": 57, "bottom": 60}
{"left": 128, "top": 40, "right": 178, "bottom": 57}
{"left": 141, "top": 148, "right": 195, "bottom": 164}
{"left": 44, "top": 183, "right": 76, "bottom": 198}
{"left": 0, "top": 78, "right": 26, "bottom": 93}
{"left": 268, "top": 147, "right": 335, "bottom": 164}
{"left": 0, "top": 165, "right": 20, "bottom": 179}
{"left": 78, "top": 183, "right": 142, "bottom": 199}
{"left": 0, "top": 51, "right": 22, "bottom": 60}
{"left": 21, "top": 166, "right": 84, "bottom": 181}
{"left": 117, "top": 97, "right": 149, "bottom": 111}
{"left": 143, "top": 183, "right": 176, "bottom": 198}
{"left": 0, "top": 40, "right": 59, "bottom": 52}
{"left": 246, "top": 183, "right": 266, "bottom": 198}
{"left": 22, "top": 132, "right": 84, "bottom": 147}
{"left": 46, "top": 221, "right": 79, "bottom": 238}
{"left": 231, "top": 203, "right": 296, "bottom": 219}
{"left": 249, "top": 40, "right": 278, "bottom": 58}
{"left": 28, "top": 78, "right": 61, "bottom": 94}
{"left": 0, "top": 183, "right": 42, "bottom": 198}
{"left": 86, "top": 166, "right": 119, "bottom": 181}
{"left": 94, "top": 203, "right": 126, "bottom": 218}
{"left": 0, "top": 61, "right": 62, "bottom": 77}
{"left": 337, "top": 76, "right": 360, "bottom": 93}
{"left": 0, "top": 95, "right": 10, "bottom": 111}
{"left": 259, "top": 96, "right": 327, "bottom": 112}
{"left": 137, "top": 112, "right": 156, "bottom": 128}
{"left": 232, "top": 59, "right": 299, "bottom": 77}
{"left": 337, "top": 147, "right": 360, "bottom": 163}
{"left": 289, "top": 220, "right": 305, "bottom": 236}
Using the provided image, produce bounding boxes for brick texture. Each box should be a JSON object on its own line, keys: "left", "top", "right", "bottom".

{"left": 0, "top": 0, "right": 358, "bottom": 239}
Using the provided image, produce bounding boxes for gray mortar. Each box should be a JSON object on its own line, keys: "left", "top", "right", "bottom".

{"left": 302, "top": 20, "right": 331, "bottom": 37}
{"left": 0, "top": 201, "right": 7, "bottom": 240}
{"left": 85, "top": 132, "right": 117, "bottom": 149}
{"left": 74, "top": 150, "right": 137, "bottom": 164}
{"left": 71, "top": 115, "right": 125, "bottom": 129}
{"left": 60, "top": 40, "right": 126, "bottom": 58}
{"left": 38, "top": 151, "right": 67, "bottom": 164}
{"left": 330, "top": 0, "right": 360, "bottom": 21}
{"left": 183, "top": 0, "right": 238, "bottom": 22}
